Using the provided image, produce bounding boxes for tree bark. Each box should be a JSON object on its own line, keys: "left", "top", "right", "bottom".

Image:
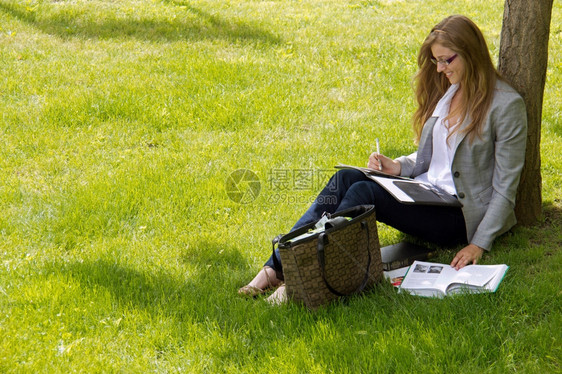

{"left": 498, "top": 0, "right": 554, "bottom": 225}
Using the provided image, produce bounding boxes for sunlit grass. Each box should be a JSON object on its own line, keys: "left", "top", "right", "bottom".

{"left": 0, "top": 0, "right": 560, "bottom": 372}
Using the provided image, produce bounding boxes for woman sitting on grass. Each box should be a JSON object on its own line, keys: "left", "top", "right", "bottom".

{"left": 239, "top": 15, "right": 527, "bottom": 303}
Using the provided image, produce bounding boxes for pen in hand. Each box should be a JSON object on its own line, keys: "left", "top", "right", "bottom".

{"left": 375, "top": 138, "right": 382, "bottom": 171}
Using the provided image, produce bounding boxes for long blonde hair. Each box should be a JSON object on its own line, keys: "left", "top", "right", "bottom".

{"left": 412, "top": 15, "right": 500, "bottom": 142}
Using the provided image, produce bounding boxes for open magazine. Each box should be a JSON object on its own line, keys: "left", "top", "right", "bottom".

{"left": 399, "top": 261, "right": 509, "bottom": 298}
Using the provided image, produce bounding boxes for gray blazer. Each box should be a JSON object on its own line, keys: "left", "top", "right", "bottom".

{"left": 396, "top": 80, "right": 527, "bottom": 250}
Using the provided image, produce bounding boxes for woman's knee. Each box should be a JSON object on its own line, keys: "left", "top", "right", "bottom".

{"left": 331, "top": 169, "right": 368, "bottom": 190}
{"left": 339, "top": 180, "right": 378, "bottom": 207}
{"left": 339, "top": 180, "right": 395, "bottom": 211}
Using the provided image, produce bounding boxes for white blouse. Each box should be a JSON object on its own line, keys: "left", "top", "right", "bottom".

{"left": 414, "top": 84, "right": 459, "bottom": 196}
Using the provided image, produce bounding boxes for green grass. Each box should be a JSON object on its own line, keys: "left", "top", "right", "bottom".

{"left": 0, "top": 0, "right": 561, "bottom": 372}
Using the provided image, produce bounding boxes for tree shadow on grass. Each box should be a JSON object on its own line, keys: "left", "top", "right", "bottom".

{"left": 0, "top": 0, "right": 281, "bottom": 44}
{"left": 39, "top": 239, "right": 522, "bottom": 369}
{"left": 43, "top": 242, "right": 253, "bottom": 324}
{"left": 534, "top": 201, "right": 562, "bottom": 248}
{"left": 41, "top": 203, "right": 562, "bottom": 325}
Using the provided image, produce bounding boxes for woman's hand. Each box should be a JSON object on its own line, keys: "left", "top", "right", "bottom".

{"left": 368, "top": 152, "right": 401, "bottom": 176}
{"left": 450, "top": 244, "right": 484, "bottom": 270}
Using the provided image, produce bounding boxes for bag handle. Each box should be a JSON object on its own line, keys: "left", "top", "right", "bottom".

{"left": 271, "top": 234, "right": 285, "bottom": 281}
{"left": 316, "top": 221, "right": 371, "bottom": 296}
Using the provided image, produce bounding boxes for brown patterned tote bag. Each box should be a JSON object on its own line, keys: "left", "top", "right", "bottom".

{"left": 274, "top": 205, "right": 383, "bottom": 310}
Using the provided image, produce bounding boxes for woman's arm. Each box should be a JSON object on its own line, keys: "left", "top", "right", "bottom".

{"left": 469, "top": 93, "right": 527, "bottom": 250}
{"left": 452, "top": 88, "right": 527, "bottom": 269}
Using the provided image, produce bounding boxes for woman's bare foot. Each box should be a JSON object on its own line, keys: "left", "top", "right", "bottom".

{"left": 266, "top": 284, "right": 287, "bottom": 305}
{"left": 238, "top": 266, "right": 282, "bottom": 297}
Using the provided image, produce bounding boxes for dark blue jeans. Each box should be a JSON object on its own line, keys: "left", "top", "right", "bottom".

{"left": 265, "top": 169, "right": 467, "bottom": 271}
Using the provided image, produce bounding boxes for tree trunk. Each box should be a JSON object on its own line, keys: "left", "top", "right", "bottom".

{"left": 498, "top": 0, "right": 554, "bottom": 226}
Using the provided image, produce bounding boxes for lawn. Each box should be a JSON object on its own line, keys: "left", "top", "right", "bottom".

{"left": 0, "top": 0, "right": 560, "bottom": 372}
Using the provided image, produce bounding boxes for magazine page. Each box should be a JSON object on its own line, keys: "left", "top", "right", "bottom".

{"left": 399, "top": 261, "right": 452, "bottom": 297}
{"left": 445, "top": 264, "right": 509, "bottom": 294}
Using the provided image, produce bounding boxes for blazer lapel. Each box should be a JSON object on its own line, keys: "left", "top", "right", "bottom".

{"left": 412, "top": 117, "right": 437, "bottom": 176}
{"left": 452, "top": 115, "right": 470, "bottom": 152}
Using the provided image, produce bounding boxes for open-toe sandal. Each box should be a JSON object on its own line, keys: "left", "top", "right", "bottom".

{"left": 238, "top": 266, "right": 277, "bottom": 297}
{"left": 238, "top": 284, "right": 267, "bottom": 297}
